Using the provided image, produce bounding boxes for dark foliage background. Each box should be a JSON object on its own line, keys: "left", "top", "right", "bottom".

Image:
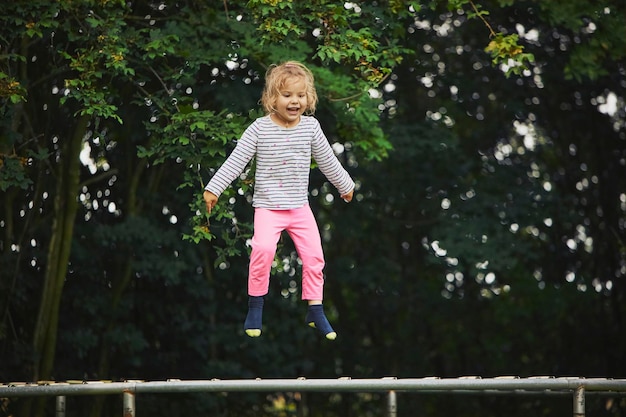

{"left": 1, "top": 0, "right": 625, "bottom": 416}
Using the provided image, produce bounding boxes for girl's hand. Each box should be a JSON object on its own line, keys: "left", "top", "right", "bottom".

{"left": 203, "top": 190, "right": 218, "bottom": 213}
{"left": 341, "top": 189, "right": 354, "bottom": 203}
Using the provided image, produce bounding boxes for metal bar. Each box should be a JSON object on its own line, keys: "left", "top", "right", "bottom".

{"left": 123, "top": 390, "right": 135, "bottom": 417}
{"left": 55, "top": 395, "right": 65, "bottom": 417}
{"left": 387, "top": 390, "right": 397, "bottom": 417}
{"left": 573, "top": 385, "right": 585, "bottom": 417}
{"left": 1, "top": 378, "right": 626, "bottom": 398}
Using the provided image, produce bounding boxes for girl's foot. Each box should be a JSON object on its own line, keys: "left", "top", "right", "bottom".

{"left": 305, "top": 304, "right": 337, "bottom": 340}
{"left": 244, "top": 295, "right": 264, "bottom": 337}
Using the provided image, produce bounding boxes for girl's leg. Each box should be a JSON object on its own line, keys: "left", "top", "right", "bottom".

{"left": 245, "top": 209, "right": 285, "bottom": 336}
{"left": 286, "top": 205, "right": 325, "bottom": 301}
{"left": 248, "top": 208, "right": 285, "bottom": 296}
{"left": 287, "top": 205, "right": 336, "bottom": 340}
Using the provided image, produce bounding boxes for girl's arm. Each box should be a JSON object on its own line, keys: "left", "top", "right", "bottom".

{"left": 310, "top": 120, "right": 355, "bottom": 197}
{"left": 204, "top": 123, "right": 258, "bottom": 198}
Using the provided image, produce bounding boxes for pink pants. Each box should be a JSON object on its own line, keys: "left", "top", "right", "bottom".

{"left": 248, "top": 205, "right": 325, "bottom": 300}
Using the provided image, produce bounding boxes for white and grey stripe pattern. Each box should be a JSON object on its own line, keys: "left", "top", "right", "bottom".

{"left": 205, "top": 115, "right": 354, "bottom": 209}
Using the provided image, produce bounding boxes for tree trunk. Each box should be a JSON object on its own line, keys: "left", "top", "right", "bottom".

{"left": 23, "top": 115, "right": 89, "bottom": 416}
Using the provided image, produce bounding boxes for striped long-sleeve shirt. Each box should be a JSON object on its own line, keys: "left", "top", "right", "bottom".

{"left": 205, "top": 115, "right": 354, "bottom": 209}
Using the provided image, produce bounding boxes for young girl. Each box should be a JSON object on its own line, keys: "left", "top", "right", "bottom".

{"left": 203, "top": 61, "right": 354, "bottom": 340}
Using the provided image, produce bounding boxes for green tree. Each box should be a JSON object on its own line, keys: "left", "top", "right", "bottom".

{"left": 0, "top": 1, "right": 427, "bottom": 415}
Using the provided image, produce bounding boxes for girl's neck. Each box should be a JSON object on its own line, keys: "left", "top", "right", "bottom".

{"left": 271, "top": 113, "right": 300, "bottom": 128}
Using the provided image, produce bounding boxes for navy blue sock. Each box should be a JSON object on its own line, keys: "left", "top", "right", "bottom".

{"left": 244, "top": 295, "right": 264, "bottom": 337}
{"left": 305, "top": 304, "right": 337, "bottom": 340}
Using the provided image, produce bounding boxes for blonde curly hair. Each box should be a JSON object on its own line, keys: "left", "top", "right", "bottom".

{"left": 260, "top": 61, "right": 318, "bottom": 115}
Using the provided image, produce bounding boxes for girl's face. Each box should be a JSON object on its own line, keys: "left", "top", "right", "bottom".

{"left": 271, "top": 76, "right": 308, "bottom": 127}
